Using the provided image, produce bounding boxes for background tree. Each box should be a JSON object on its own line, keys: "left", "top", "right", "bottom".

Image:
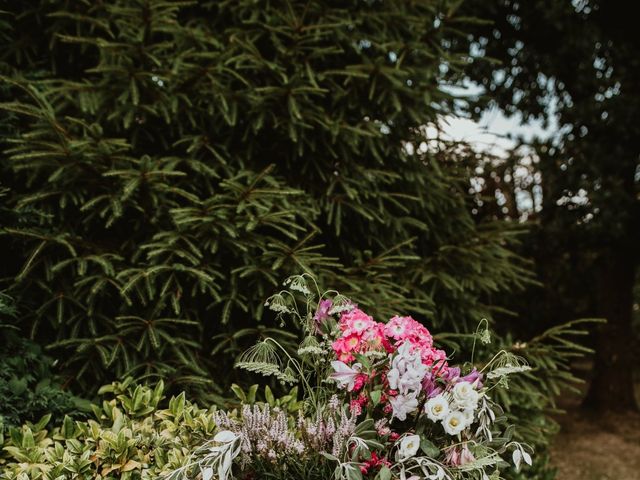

{"left": 0, "top": 0, "right": 531, "bottom": 400}
{"left": 455, "top": 0, "right": 640, "bottom": 411}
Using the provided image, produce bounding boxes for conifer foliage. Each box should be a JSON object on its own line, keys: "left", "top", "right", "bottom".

{"left": 1, "top": 1, "right": 530, "bottom": 399}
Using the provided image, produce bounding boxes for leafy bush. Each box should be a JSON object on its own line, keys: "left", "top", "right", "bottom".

{"left": 0, "top": 379, "right": 223, "bottom": 479}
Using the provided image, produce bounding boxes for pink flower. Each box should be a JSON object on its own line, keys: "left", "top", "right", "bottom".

{"left": 384, "top": 316, "right": 434, "bottom": 349}
{"left": 444, "top": 444, "right": 475, "bottom": 466}
{"left": 331, "top": 334, "right": 361, "bottom": 363}
{"left": 339, "top": 308, "right": 375, "bottom": 336}
{"left": 384, "top": 315, "right": 410, "bottom": 340}
{"left": 352, "top": 373, "right": 368, "bottom": 392}
{"left": 359, "top": 451, "right": 390, "bottom": 474}
{"left": 349, "top": 395, "right": 367, "bottom": 416}
{"left": 349, "top": 399, "right": 363, "bottom": 416}
{"left": 313, "top": 299, "right": 333, "bottom": 329}
{"left": 421, "top": 347, "right": 448, "bottom": 368}
{"left": 444, "top": 446, "right": 461, "bottom": 466}
{"left": 460, "top": 444, "right": 476, "bottom": 465}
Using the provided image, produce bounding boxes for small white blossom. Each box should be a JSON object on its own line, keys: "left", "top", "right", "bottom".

{"left": 398, "top": 434, "right": 421, "bottom": 460}
{"left": 443, "top": 411, "right": 467, "bottom": 436}
{"left": 425, "top": 394, "right": 449, "bottom": 422}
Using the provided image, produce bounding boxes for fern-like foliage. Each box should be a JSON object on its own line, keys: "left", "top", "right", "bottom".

{"left": 0, "top": 1, "right": 532, "bottom": 401}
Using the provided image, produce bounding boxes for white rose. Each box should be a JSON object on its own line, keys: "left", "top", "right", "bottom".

{"left": 452, "top": 381, "right": 480, "bottom": 409}
{"left": 462, "top": 408, "right": 475, "bottom": 425}
{"left": 443, "top": 411, "right": 467, "bottom": 436}
{"left": 425, "top": 394, "right": 449, "bottom": 422}
{"left": 398, "top": 434, "right": 421, "bottom": 460}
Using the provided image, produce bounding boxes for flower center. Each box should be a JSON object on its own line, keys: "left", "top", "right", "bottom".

{"left": 450, "top": 418, "right": 459, "bottom": 427}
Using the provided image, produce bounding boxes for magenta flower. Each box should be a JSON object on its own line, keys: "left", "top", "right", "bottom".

{"left": 314, "top": 299, "right": 333, "bottom": 324}
{"left": 460, "top": 368, "right": 484, "bottom": 388}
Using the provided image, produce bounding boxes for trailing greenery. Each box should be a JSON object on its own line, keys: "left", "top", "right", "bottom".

{"left": 0, "top": 0, "right": 531, "bottom": 400}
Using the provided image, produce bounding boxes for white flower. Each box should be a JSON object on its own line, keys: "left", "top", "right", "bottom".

{"left": 330, "top": 361, "right": 362, "bottom": 391}
{"left": 462, "top": 408, "right": 475, "bottom": 425}
{"left": 512, "top": 448, "right": 533, "bottom": 470}
{"left": 214, "top": 430, "right": 237, "bottom": 443}
{"left": 389, "top": 392, "right": 419, "bottom": 421}
{"left": 425, "top": 394, "right": 449, "bottom": 422}
{"left": 443, "top": 411, "right": 467, "bottom": 436}
{"left": 452, "top": 381, "right": 480, "bottom": 409}
{"left": 398, "top": 434, "right": 421, "bottom": 460}
{"left": 387, "top": 341, "right": 428, "bottom": 395}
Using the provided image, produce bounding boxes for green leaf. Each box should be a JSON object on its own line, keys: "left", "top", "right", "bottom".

{"left": 230, "top": 384, "right": 246, "bottom": 403}
{"left": 420, "top": 437, "right": 440, "bottom": 458}
{"left": 264, "top": 385, "right": 275, "bottom": 406}
{"left": 377, "top": 466, "right": 392, "bottom": 480}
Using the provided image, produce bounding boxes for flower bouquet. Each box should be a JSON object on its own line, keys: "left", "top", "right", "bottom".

{"left": 166, "top": 275, "right": 533, "bottom": 480}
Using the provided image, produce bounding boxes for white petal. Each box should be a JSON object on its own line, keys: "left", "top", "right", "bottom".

{"left": 523, "top": 451, "right": 533, "bottom": 466}
{"left": 512, "top": 449, "right": 522, "bottom": 469}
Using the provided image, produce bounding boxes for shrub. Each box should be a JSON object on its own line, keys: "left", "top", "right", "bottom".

{"left": 0, "top": 379, "right": 212, "bottom": 479}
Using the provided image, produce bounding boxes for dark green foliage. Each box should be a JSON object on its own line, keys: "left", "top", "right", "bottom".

{"left": 0, "top": 0, "right": 531, "bottom": 399}
{"left": 0, "top": 333, "right": 89, "bottom": 430}
{"left": 492, "top": 320, "right": 601, "bottom": 463}
{"left": 0, "top": 292, "right": 88, "bottom": 430}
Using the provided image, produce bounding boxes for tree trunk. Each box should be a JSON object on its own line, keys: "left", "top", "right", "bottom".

{"left": 584, "top": 246, "right": 639, "bottom": 411}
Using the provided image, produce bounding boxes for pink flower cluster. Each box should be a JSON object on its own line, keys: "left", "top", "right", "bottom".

{"left": 331, "top": 308, "right": 448, "bottom": 374}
